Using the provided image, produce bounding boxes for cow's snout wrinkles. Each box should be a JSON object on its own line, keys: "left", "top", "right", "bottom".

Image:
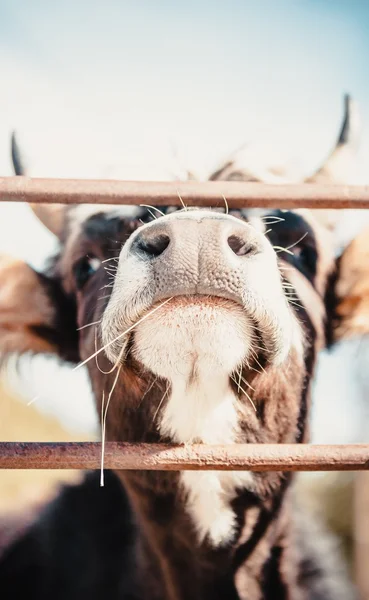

{"left": 128, "top": 212, "right": 266, "bottom": 303}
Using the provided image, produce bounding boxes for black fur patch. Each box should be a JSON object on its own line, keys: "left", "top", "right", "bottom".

{"left": 35, "top": 272, "right": 80, "bottom": 363}
{"left": 261, "top": 545, "right": 288, "bottom": 600}
{"left": 0, "top": 470, "right": 140, "bottom": 600}
{"left": 266, "top": 211, "right": 318, "bottom": 286}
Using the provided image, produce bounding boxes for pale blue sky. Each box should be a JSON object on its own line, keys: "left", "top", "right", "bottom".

{"left": 1, "top": 1, "right": 369, "bottom": 174}
{"left": 1, "top": 1, "right": 369, "bottom": 264}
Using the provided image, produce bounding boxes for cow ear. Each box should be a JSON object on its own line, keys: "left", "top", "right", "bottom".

{"left": 0, "top": 255, "right": 56, "bottom": 356}
{"left": 0, "top": 255, "right": 78, "bottom": 361}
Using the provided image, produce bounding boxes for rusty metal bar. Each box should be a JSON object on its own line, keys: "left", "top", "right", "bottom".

{"left": 0, "top": 442, "right": 368, "bottom": 471}
{"left": 1, "top": 177, "right": 369, "bottom": 209}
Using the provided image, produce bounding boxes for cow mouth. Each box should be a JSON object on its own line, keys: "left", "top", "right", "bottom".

{"left": 130, "top": 294, "right": 254, "bottom": 380}
{"left": 132, "top": 294, "right": 250, "bottom": 337}
{"left": 149, "top": 294, "right": 241, "bottom": 311}
{"left": 153, "top": 287, "right": 246, "bottom": 308}
{"left": 102, "top": 281, "right": 299, "bottom": 369}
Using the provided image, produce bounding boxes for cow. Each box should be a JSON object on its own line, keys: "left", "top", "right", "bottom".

{"left": 0, "top": 122, "right": 357, "bottom": 599}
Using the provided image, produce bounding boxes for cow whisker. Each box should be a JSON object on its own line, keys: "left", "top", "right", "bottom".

{"left": 176, "top": 190, "right": 188, "bottom": 211}
{"left": 285, "top": 232, "right": 308, "bottom": 251}
{"left": 274, "top": 246, "right": 294, "bottom": 256}
{"left": 250, "top": 350, "right": 267, "bottom": 374}
{"left": 73, "top": 297, "right": 173, "bottom": 371}
{"left": 263, "top": 220, "right": 285, "bottom": 226}
{"left": 222, "top": 195, "right": 229, "bottom": 215}
{"left": 237, "top": 368, "right": 242, "bottom": 394}
{"left": 282, "top": 282, "right": 295, "bottom": 288}
{"left": 136, "top": 377, "right": 159, "bottom": 410}
{"left": 244, "top": 357, "right": 262, "bottom": 377}
{"left": 100, "top": 365, "right": 121, "bottom": 487}
{"left": 140, "top": 204, "right": 165, "bottom": 217}
{"left": 238, "top": 372, "right": 256, "bottom": 392}
{"left": 251, "top": 343, "right": 269, "bottom": 354}
{"left": 250, "top": 365, "right": 263, "bottom": 376}
{"left": 230, "top": 374, "right": 257, "bottom": 412}
{"left": 152, "top": 384, "right": 170, "bottom": 427}
{"left": 101, "top": 257, "right": 119, "bottom": 264}
{"left": 77, "top": 319, "right": 101, "bottom": 331}
{"left": 287, "top": 299, "right": 304, "bottom": 310}
{"left": 100, "top": 390, "right": 105, "bottom": 484}
{"left": 260, "top": 216, "right": 285, "bottom": 223}
{"left": 94, "top": 327, "right": 126, "bottom": 375}
{"left": 285, "top": 296, "right": 301, "bottom": 303}
{"left": 27, "top": 394, "right": 40, "bottom": 407}
{"left": 145, "top": 208, "right": 158, "bottom": 220}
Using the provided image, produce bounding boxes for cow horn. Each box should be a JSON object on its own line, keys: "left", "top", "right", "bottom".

{"left": 307, "top": 94, "right": 361, "bottom": 184}
{"left": 10, "top": 131, "right": 66, "bottom": 239}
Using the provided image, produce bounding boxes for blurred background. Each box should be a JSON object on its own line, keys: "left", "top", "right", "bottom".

{"left": 1, "top": 0, "right": 369, "bottom": 265}
{"left": 1, "top": 0, "right": 369, "bottom": 590}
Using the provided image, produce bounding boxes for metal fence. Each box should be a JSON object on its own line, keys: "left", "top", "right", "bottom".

{"left": 0, "top": 176, "right": 369, "bottom": 472}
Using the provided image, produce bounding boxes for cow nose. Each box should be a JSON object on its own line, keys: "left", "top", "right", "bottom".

{"left": 126, "top": 211, "right": 268, "bottom": 304}
{"left": 131, "top": 214, "right": 261, "bottom": 261}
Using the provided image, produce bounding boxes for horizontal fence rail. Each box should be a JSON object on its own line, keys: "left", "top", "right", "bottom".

{"left": 1, "top": 178, "right": 369, "bottom": 472}
{"left": 2, "top": 177, "right": 369, "bottom": 208}
{"left": 1, "top": 443, "right": 369, "bottom": 471}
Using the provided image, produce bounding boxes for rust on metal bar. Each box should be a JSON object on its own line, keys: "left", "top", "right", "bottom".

{"left": 1, "top": 177, "right": 369, "bottom": 209}
{"left": 0, "top": 442, "right": 369, "bottom": 471}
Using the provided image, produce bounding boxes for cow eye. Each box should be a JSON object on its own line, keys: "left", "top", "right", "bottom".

{"left": 73, "top": 255, "right": 101, "bottom": 290}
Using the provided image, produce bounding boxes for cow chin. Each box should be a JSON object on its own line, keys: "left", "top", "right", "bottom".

{"left": 132, "top": 295, "right": 253, "bottom": 381}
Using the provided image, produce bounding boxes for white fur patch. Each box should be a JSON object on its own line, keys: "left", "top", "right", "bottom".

{"left": 166, "top": 378, "right": 254, "bottom": 546}
{"left": 4, "top": 353, "right": 98, "bottom": 435}
{"left": 133, "top": 297, "right": 255, "bottom": 546}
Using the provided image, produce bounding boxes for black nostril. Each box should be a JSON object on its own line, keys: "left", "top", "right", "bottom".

{"left": 227, "top": 235, "right": 255, "bottom": 257}
{"left": 136, "top": 234, "right": 170, "bottom": 258}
